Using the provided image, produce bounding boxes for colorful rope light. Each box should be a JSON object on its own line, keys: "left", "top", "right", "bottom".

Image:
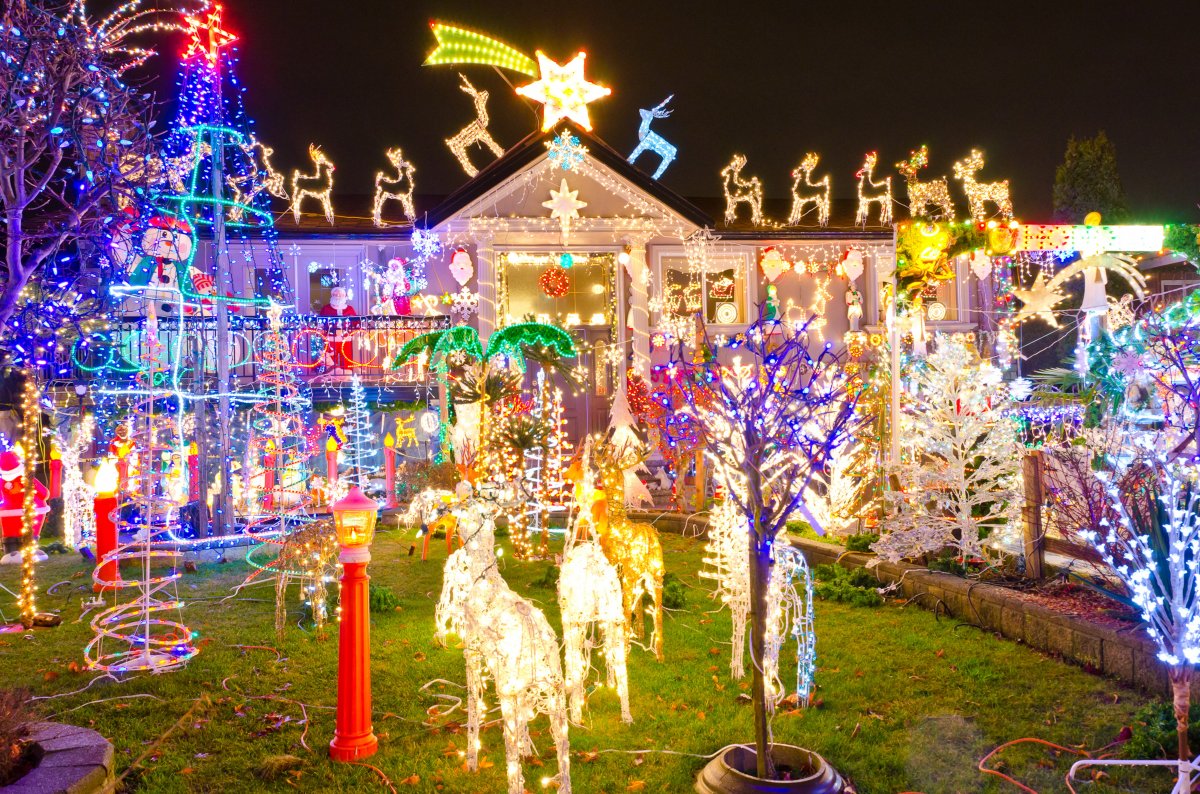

{"left": 423, "top": 22, "right": 538, "bottom": 76}
{"left": 86, "top": 311, "right": 198, "bottom": 673}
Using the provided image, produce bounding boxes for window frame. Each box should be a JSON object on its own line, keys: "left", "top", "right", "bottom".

{"left": 652, "top": 246, "right": 753, "bottom": 332}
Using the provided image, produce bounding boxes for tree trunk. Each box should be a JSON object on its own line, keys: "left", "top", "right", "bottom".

{"left": 1170, "top": 666, "right": 1193, "bottom": 762}
{"left": 747, "top": 529, "right": 775, "bottom": 779}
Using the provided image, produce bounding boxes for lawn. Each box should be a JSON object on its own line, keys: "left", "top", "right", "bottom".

{"left": 0, "top": 525, "right": 1173, "bottom": 793}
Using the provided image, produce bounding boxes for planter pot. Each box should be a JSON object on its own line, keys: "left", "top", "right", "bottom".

{"left": 696, "top": 744, "right": 845, "bottom": 794}
{"left": 1, "top": 722, "right": 113, "bottom": 793}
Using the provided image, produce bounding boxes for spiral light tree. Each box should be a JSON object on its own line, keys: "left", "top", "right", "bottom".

{"left": 241, "top": 304, "right": 334, "bottom": 634}
{"left": 86, "top": 311, "right": 197, "bottom": 673}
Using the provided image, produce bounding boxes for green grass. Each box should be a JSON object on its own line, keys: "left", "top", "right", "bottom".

{"left": 0, "top": 529, "right": 1173, "bottom": 793}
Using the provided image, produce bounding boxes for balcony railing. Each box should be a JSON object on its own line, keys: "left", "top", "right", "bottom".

{"left": 73, "top": 314, "right": 451, "bottom": 388}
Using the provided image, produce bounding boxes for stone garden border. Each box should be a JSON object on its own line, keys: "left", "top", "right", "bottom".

{"left": 0, "top": 722, "right": 114, "bottom": 794}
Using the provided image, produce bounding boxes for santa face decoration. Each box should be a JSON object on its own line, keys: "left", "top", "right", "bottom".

{"left": 841, "top": 249, "right": 865, "bottom": 283}
{"left": 759, "top": 247, "right": 790, "bottom": 283}
{"left": 449, "top": 248, "right": 473, "bottom": 286}
{"left": 329, "top": 287, "right": 350, "bottom": 310}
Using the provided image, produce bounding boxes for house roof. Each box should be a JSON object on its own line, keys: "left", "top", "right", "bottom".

{"left": 422, "top": 120, "right": 713, "bottom": 229}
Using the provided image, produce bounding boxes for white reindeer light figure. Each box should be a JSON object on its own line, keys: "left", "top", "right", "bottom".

{"left": 558, "top": 539, "right": 632, "bottom": 724}
{"left": 627, "top": 95, "right": 676, "bottom": 179}
{"left": 446, "top": 74, "right": 504, "bottom": 177}
{"left": 435, "top": 497, "right": 572, "bottom": 794}
{"left": 226, "top": 137, "right": 288, "bottom": 222}
{"left": 954, "top": 148, "right": 1013, "bottom": 223}
{"left": 854, "top": 151, "right": 893, "bottom": 226}
{"left": 290, "top": 144, "right": 336, "bottom": 224}
{"left": 372, "top": 147, "right": 416, "bottom": 226}
{"left": 896, "top": 145, "right": 954, "bottom": 220}
{"left": 787, "top": 152, "right": 831, "bottom": 226}
{"left": 721, "top": 154, "right": 764, "bottom": 225}
{"left": 701, "top": 497, "right": 817, "bottom": 712}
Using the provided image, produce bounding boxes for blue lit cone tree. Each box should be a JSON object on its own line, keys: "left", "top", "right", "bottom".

{"left": 669, "top": 313, "right": 860, "bottom": 780}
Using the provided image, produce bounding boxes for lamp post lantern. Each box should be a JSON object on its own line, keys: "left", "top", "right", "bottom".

{"left": 329, "top": 486, "right": 379, "bottom": 762}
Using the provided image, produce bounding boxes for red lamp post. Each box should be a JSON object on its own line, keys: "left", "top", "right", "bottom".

{"left": 329, "top": 486, "right": 379, "bottom": 762}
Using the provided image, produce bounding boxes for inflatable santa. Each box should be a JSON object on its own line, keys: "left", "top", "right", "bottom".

{"left": 0, "top": 450, "right": 50, "bottom": 564}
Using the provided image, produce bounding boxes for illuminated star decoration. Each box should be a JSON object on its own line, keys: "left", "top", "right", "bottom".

{"left": 546, "top": 132, "right": 587, "bottom": 171}
{"left": 516, "top": 51, "right": 611, "bottom": 132}
{"left": 543, "top": 178, "right": 587, "bottom": 241}
{"left": 1010, "top": 270, "right": 1066, "bottom": 327}
{"left": 183, "top": 4, "right": 237, "bottom": 66}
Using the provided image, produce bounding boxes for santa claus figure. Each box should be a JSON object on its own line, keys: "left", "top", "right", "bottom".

{"left": 370, "top": 259, "right": 412, "bottom": 316}
{"left": 320, "top": 286, "right": 356, "bottom": 371}
{"left": 0, "top": 451, "right": 50, "bottom": 564}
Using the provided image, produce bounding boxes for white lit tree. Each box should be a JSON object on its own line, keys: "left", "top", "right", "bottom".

{"left": 1084, "top": 457, "right": 1200, "bottom": 765}
{"left": 673, "top": 313, "right": 859, "bottom": 779}
{"left": 873, "top": 335, "right": 1021, "bottom": 564}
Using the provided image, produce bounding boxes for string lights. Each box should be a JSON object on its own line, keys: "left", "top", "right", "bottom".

{"left": 787, "top": 152, "right": 830, "bottom": 226}
{"left": 720, "top": 154, "right": 764, "bottom": 225}
{"left": 423, "top": 22, "right": 538, "bottom": 76}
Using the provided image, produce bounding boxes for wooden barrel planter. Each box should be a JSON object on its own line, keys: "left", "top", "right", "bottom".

{"left": 696, "top": 744, "right": 845, "bottom": 794}
{"left": 0, "top": 722, "right": 113, "bottom": 794}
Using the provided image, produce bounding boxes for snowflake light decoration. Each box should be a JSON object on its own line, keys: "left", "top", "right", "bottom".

{"left": 546, "top": 132, "right": 586, "bottom": 172}
{"left": 450, "top": 286, "right": 480, "bottom": 321}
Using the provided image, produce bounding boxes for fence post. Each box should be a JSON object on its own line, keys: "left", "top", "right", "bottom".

{"left": 1022, "top": 450, "right": 1045, "bottom": 579}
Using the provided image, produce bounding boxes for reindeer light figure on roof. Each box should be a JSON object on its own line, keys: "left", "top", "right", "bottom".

{"left": 446, "top": 74, "right": 504, "bottom": 178}
{"left": 627, "top": 95, "right": 677, "bottom": 179}
{"left": 896, "top": 145, "right": 954, "bottom": 220}
{"left": 787, "top": 152, "right": 831, "bottom": 226}
{"left": 954, "top": 148, "right": 1013, "bottom": 223}
{"left": 721, "top": 154, "right": 765, "bottom": 226}
{"left": 290, "top": 144, "right": 335, "bottom": 224}
{"left": 854, "top": 151, "right": 893, "bottom": 226}
{"left": 372, "top": 147, "right": 416, "bottom": 226}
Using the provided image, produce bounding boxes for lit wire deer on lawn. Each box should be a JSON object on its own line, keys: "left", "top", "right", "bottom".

{"left": 446, "top": 74, "right": 504, "bottom": 178}
{"left": 721, "top": 154, "right": 764, "bottom": 225}
{"left": 590, "top": 435, "right": 665, "bottom": 661}
{"left": 896, "top": 144, "right": 954, "bottom": 220}
{"left": 435, "top": 486, "right": 572, "bottom": 794}
{"left": 290, "top": 144, "right": 335, "bottom": 224}
{"left": 626, "top": 95, "right": 676, "bottom": 179}
{"left": 372, "top": 146, "right": 416, "bottom": 226}
{"left": 854, "top": 151, "right": 893, "bottom": 226}
{"left": 787, "top": 152, "right": 831, "bottom": 226}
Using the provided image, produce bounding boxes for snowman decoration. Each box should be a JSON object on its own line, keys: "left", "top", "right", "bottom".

{"left": 0, "top": 451, "right": 50, "bottom": 564}
{"left": 120, "top": 211, "right": 197, "bottom": 316}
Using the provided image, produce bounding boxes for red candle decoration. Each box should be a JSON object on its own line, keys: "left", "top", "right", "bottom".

{"left": 92, "top": 459, "right": 120, "bottom": 593}
{"left": 383, "top": 433, "right": 397, "bottom": 508}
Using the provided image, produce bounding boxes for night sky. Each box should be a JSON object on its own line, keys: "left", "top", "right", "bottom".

{"left": 150, "top": 0, "right": 1200, "bottom": 222}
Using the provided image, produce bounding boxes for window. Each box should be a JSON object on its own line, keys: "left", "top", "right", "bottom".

{"left": 659, "top": 255, "right": 747, "bottom": 325}
{"left": 499, "top": 252, "right": 613, "bottom": 327}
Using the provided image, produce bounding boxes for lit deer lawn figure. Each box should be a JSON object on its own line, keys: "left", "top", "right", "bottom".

{"left": 290, "top": 144, "right": 335, "bottom": 224}
{"left": 435, "top": 496, "right": 572, "bottom": 794}
{"left": 627, "top": 95, "right": 676, "bottom": 179}
{"left": 446, "top": 74, "right": 504, "bottom": 178}
{"left": 953, "top": 148, "right": 1013, "bottom": 223}
{"left": 721, "top": 154, "right": 764, "bottom": 225}
{"left": 372, "top": 147, "right": 416, "bottom": 226}
{"left": 896, "top": 145, "right": 954, "bottom": 220}
{"left": 854, "top": 151, "right": 893, "bottom": 226}
{"left": 592, "top": 438, "right": 665, "bottom": 661}
{"left": 787, "top": 152, "right": 831, "bottom": 226}
{"left": 393, "top": 414, "right": 418, "bottom": 448}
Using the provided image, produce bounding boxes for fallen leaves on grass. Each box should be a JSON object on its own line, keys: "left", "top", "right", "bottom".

{"left": 254, "top": 754, "right": 304, "bottom": 781}
{"left": 399, "top": 774, "right": 420, "bottom": 785}
{"left": 627, "top": 781, "right": 647, "bottom": 791}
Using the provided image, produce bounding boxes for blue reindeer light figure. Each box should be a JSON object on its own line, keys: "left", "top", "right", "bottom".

{"left": 627, "top": 96, "right": 676, "bottom": 179}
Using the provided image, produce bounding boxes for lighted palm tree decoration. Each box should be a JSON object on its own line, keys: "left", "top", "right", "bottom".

{"left": 392, "top": 322, "right": 577, "bottom": 462}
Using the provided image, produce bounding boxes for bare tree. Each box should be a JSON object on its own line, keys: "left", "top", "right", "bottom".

{"left": 671, "top": 313, "right": 860, "bottom": 778}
